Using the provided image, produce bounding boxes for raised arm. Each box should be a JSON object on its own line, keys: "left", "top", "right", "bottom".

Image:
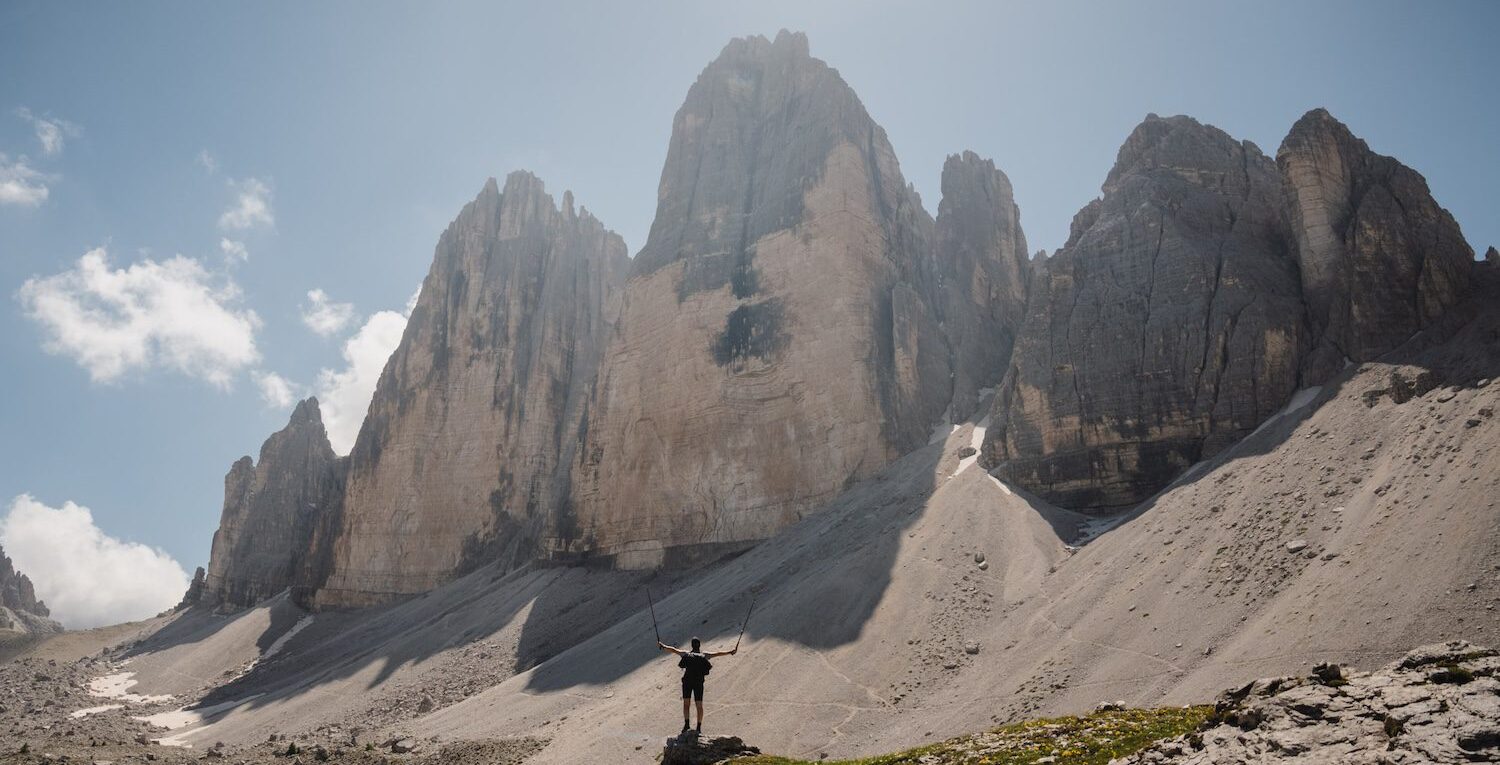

{"left": 705, "top": 647, "right": 738, "bottom": 658}
{"left": 657, "top": 641, "right": 685, "bottom": 656}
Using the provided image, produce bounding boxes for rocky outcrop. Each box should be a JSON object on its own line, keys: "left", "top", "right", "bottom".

{"left": 0, "top": 543, "right": 50, "bottom": 621}
{"left": 935, "top": 151, "right": 1031, "bottom": 421}
{"left": 1278, "top": 108, "right": 1474, "bottom": 381}
{"left": 176, "top": 567, "right": 206, "bottom": 610}
{"left": 1119, "top": 641, "right": 1500, "bottom": 764}
{"left": 984, "top": 115, "right": 1306, "bottom": 508}
{"left": 1, "top": 544, "right": 61, "bottom": 634}
{"left": 202, "top": 398, "right": 345, "bottom": 608}
{"left": 565, "top": 30, "right": 952, "bottom": 567}
{"left": 0, "top": 543, "right": 48, "bottom": 618}
{"left": 661, "top": 733, "right": 761, "bottom": 765}
{"left": 312, "top": 172, "right": 629, "bottom": 607}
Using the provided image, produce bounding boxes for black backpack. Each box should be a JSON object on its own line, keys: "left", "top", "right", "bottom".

{"left": 679, "top": 652, "right": 712, "bottom": 676}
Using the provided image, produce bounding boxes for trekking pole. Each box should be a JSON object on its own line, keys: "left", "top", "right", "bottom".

{"left": 646, "top": 587, "right": 662, "bottom": 644}
{"left": 732, "top": 591, "right": 758, "bottom": 652}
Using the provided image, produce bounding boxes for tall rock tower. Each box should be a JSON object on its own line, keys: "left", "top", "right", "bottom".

{"left": 312, "top": 173, "right": 629, "bottom": 608}
{"left": 1278, "top": 108, "right": 1474, "bottom": 381}
{"left": 566, "top": 31, "right": 955, "bottom": 567}
{"left": 984, "top": 115, "right": 1306, "bottom": 508}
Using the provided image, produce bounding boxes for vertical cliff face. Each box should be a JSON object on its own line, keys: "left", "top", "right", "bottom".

{"left": 1278, "top": 108, "right": 1474, "bottom": 381}
{"left": 984, "top": 115, "right": 1307, "bottom": 508}
{"left": 202, "top": 398, "right": 345, "bottom": 608}
{"left": 934, "top": 151, "right": 1031, "bottom": 421}
{"left": 312, "top": 173, "right": 629, "bottom": 607}
{"left": 567, "top": 31, "right": 951, "bottom": 566}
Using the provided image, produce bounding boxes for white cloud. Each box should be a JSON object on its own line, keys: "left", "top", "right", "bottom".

{"left": 18, "top": 247, "right": 262, "bottom": 388}
{"left": 255, "top": 371, "right": 302, "bottom": 409}
{"left": 196, "top": 149, "right": 218, "bottom": 175}
{"left": 219, "top": 238, "right": 248, "bottom": 262}
{"left": 1, "top": 495, "right": 189, "bottom": 629}
{"left": 300, "top": 288, "right": 356, "bottom": 337}
{"left": 0, "top": 152, "right": 49, "bottom": 207}
{"left": 16, "top": 107, "right": 80, "bottom": 156}
{"left": 314, "top": 287, "right": 419, "bottom": 454}
{"left": 218, "top": 177, "right": 273, "bottom": 230}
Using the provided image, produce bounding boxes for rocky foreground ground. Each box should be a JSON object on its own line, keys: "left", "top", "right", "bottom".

{"left": 1117, "top": 640, "right": 1500, "bottom": 764}
{"left": 6, "top": 641, "right": 1499, "bottom": 764}
{"left": 0, "top": 653, "right": 543, "bottom": 765}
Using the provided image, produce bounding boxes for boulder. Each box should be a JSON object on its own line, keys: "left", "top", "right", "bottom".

{"left": 660, "top": 733, "right": 760, "bottom": 765}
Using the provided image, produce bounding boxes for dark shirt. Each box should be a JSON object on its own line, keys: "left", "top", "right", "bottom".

{"left": 679, "top": 651, "right": 712, "bottom": 681}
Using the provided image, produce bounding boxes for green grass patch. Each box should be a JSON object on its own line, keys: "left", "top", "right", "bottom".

{"left": 730, "top": 706, "right": 1212, "bottom": 765}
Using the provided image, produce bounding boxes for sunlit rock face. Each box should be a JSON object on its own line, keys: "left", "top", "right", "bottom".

{"left": 983, "top": 115, "right": 1306, "bottom": 509}
{"left": 203, "top": 398, "right": 345, "bottom": 608}
{"left": 564, "top": 31, "right": 956, "bottom": 567}
{"left": 312, "top": 173, "right": 629, "bottom": 608}
{"left": 1278, "top": 108, "right": 1474, "bottom": 382}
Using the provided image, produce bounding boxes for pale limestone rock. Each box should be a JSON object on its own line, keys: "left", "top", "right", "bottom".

{"left": 313, "top": 173, "right": 628, "bottom": 607}
{"left": 565, "top": 31, "right": 951, "bottom": 566}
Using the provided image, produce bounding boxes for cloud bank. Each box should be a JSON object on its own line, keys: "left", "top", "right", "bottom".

{"left": 19, "top": 247, "right": 262, "bottom": 387}
{"left": 0, "top": 495, "right": 189, "bottom": 629}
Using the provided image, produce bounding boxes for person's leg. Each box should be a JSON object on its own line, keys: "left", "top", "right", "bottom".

{"left": 694, "top": 683, "right": 704, "bottom": 731}
{"left": 681, "top": 679, "right": 691, "bottom": 730}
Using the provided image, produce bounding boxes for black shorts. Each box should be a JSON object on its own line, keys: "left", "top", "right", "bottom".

{"left": 681, "top": 676, "right": 704, "bottom": 701}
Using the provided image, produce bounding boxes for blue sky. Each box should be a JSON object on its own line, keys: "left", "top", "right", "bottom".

{"left": 1, "top": 1, "right": 1495, "bottom": 626}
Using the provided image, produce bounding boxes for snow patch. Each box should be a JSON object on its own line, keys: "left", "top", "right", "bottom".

{"left": 985, "top": 474, "right": 1012, "bottom": 495}
{"left": 955, "top": 415, "right": 990, "bottom": 475}
{"left": 136, "top": 693, "right": 265, "bottom": 745}
{"left": 1075, "top": 515, "right": 1129, "bottom": 546}
{"left": 262, "top": 614, "right": 313, "bottom": 661}
{"left": 88, "top": 671, "right": 173, "bottom": 704}
{"left": 1248, "top": 386, "right": 1323, "bottom": 439}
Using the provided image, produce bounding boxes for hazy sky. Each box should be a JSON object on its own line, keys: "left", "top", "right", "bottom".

{"left": 1, "top": 1, "right": 1495, "bottom": 626}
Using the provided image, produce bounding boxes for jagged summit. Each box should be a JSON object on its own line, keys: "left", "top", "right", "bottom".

{"left": 633, "top": 27, "right": 912, "bottom": 286}
{"left": 1, "top": 543, "right": 50, "bottom": 619}
{"left": 202, "top": 395, "right": 343, "bottom": 608}
{"left": 1103, "top": 113, "right": 1269, "bottom": 194}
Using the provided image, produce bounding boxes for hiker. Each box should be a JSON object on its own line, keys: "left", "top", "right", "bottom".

{"left": 658, "top": 637, "right": 737, "bottom": 734}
